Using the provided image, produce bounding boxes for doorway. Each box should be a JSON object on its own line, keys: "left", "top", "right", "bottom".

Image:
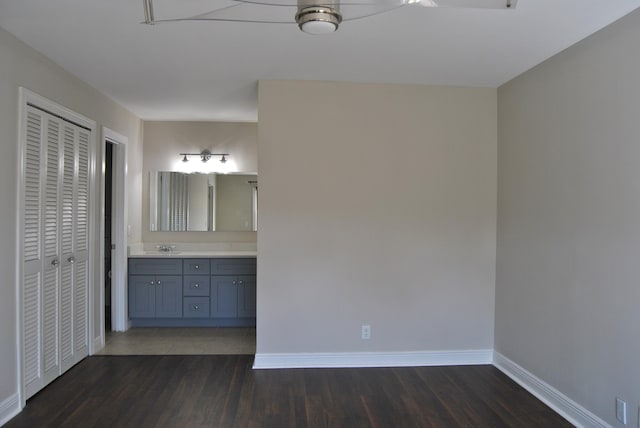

{"left": 104, "top": 141, "right": 114, "bottom": 331}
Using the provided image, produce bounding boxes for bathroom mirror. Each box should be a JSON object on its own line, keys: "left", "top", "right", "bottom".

{"left": 149, "top": 171, "right": 257, "bottom": 232}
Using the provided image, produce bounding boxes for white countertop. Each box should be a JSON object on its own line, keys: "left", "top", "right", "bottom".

{"left": 128, "top": 242, "right": 257, "bottom": 258}
{"left": 128, "top": 250, "right": 257, "bottom": 258}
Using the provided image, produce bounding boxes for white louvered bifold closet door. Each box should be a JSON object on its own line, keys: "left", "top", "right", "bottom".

{"left": 42, "top": 116, "right": 62, "bottom": 387}
{"left": 21, "top": 104, "right": 91, "bottom": 400}
{"left": 22, "top": 108, "right": 45, "bottom": 399}
{"left": 59, "top": 123, "right": 90, "bottom": 372}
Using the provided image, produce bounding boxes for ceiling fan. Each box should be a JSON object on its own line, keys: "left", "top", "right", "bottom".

{"left": 142, "top": 0, "right": 517, "bottom": 35}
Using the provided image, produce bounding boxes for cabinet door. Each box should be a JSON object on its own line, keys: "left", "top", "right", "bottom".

{"left": 211, "top": 276, "right": 237, "bottom": 318}
{"left": 129, "top": 275, "right": 155, "bottom": 318}
{"left": 237, "top": 276, "right": 256, "bottom": 318}
{"left": 155, "top": 275, "right": 183, "bottom": 318}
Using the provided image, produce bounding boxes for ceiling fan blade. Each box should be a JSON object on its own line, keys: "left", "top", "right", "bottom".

{"left": 149, "top": 1, "right": 295, "bottom": 24}
{"left": 143, "top": 0, "right": 514, "bottom": 27}
{"left": 419, "top": 0, "right": 517, "bottom": 8}
{"left": 232, "top": 0, "right": 408, "bottom": 21}
{"left": 183, "top": 2, "right": 297, "bottom": 23}
{"left": 146, "top": 0, "right": 408, "bottom": 25}
{"left": 232, "top": 0, "right": 399, "bottom": 5}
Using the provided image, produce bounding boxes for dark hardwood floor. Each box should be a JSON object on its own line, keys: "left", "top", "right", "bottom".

{"left": 6, "top": 355, "right": 573, "bottom": 427}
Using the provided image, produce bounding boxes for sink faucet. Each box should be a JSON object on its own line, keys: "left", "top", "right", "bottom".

{"left": 155, "top": 244, "right": 175, "bottom": 253}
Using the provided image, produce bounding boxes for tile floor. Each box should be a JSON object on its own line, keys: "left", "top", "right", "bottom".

{"left": 97, "top": 327, "right": 256, "bottom": 355}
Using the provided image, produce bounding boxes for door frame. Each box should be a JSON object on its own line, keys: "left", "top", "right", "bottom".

{"left": 98, "top": 127, "right": 128, "bottom": 340}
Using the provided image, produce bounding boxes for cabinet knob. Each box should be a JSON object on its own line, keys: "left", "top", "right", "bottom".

{"left": 232, "top": 280, "right": 237, "bottom": 285}
{"left": 67, "top": 256, "right": 75, "bottom": 264}
{"left": 150, "top": 280, "right": 155, "bottom": 285}
{"left": 195, "top": 265, "right": 199, "bottom": 270}
{"left": 157, "top": 280, "right": 161, "bottom": 285}
{"left": 194, "top": 283, "right": 199, "bottom": 288}
{"left": 238, "top": 280, "right": 244, "bottom": 285}
{"left": 51, "top": 259, "right": 60, "bottom": 267}
{"left": 194, "top": 305, "right": 199, "bottom": 310}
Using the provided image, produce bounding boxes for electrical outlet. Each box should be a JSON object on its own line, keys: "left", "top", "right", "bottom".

{"left": 616, "top": 397, "right": 627, "bottom": 425}
{"left": 361, "top": 324, "right": 371, "bottom": 340}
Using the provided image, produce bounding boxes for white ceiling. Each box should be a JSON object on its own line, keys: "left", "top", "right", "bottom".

{"left": 1, "top": 0, "right": 639, "bottom": 122}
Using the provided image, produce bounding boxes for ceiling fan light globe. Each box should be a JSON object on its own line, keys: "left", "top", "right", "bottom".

{"left": 296, "top": 6, "right": 342, "bottom": 35}
{"left": 300, "top": 20, "right": 338, "bottom": 34}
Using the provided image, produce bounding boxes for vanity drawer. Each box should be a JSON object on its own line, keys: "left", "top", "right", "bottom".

{"left": 129, "top": 258, "right": 182, "bottom": 275}
{"left": 210, "top": 258, "right": 256, "bottom": 275}
{"left": 183, "top": 259, "right": 211, "bottom": 275}
{"left": 183, "top": 276, "right": 210, "bottom": 296}
{"left": 183, "top": 297, "right": 210, "bottom": 318}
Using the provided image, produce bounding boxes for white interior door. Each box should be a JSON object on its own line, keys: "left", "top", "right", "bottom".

{"left": 19, "top": 91, "right": 94, "bottom": 402}
{"left": 41, "top": 114, "right": 62, "bottom": 386}
{"left": 59, "top": 122, "right": 90, "bottom": 372}
{"left": 22, "top": 107, "right": 46, "bottom": 398}
{"left": 73, "top": 127, "right": 90, "bottom": 364}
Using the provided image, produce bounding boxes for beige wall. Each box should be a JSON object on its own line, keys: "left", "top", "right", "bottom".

{"left": 258, "top": 80, "right": 497, "bottom": 354}
{"left": 496, "top": 9, "right": 640, "bottom": 426}
{"left": 141, "top": 121, "right": 257, "bottom": 243}
{"left": 0, "top": 27, "right": 142, "bottom": 409}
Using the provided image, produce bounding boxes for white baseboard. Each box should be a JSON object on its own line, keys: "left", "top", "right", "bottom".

{"left": 0, "top": 393, "right": 21, "bottom": 427}
{"left": 493, "top": 352, "right": 610, "bottom": 428}
{"left": 253, "top": 349, "right": 493, "bottom": 369}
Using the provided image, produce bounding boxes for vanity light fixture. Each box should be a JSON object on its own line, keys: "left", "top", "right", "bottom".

{"left": 179, "top": 150, "right": 230, "bottom": 163}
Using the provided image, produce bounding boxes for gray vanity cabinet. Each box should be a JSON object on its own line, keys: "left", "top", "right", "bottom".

{"left": 128, "top": 256, "right": 256, "bottom": 326}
